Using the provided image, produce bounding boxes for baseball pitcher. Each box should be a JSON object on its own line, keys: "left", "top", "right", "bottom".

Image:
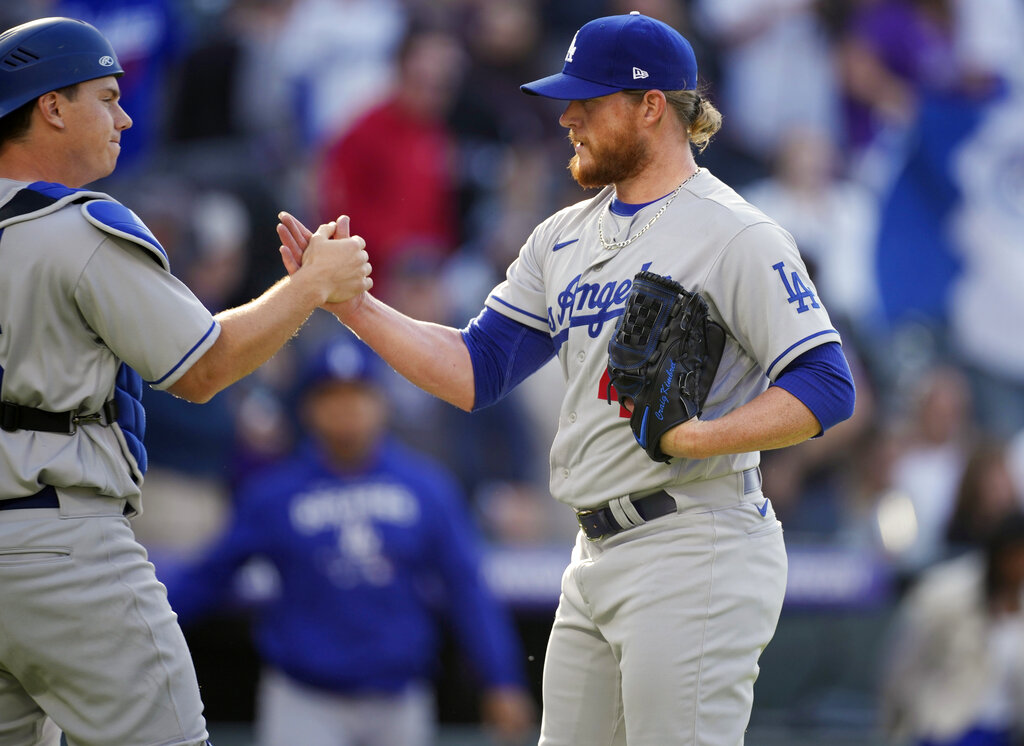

{"left": 278, "top": 12, "right": 855, "bottom": 746}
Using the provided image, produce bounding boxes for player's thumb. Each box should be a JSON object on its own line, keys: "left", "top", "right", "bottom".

{"left": 309, "top": 221, "right": 337, "bottom": 248}
{"left": 333, "top": 215, "right": 351, "bottom": 239}
{"left": 302, "top": 221, "right": 336, "bottom": 265}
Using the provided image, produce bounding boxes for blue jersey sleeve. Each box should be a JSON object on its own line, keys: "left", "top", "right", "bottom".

{"left": 771, "top": 342, "right": 855, "bottom": 435}
{"left": 162, "top": 482, "right": 272, "bottom": 626}
{"left": 461, "top": 307, "right": 556, "bottom": 411}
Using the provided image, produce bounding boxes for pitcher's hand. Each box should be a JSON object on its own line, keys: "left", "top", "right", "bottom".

{"left": 295, "top": 220, "right": 372, "bottom": 304}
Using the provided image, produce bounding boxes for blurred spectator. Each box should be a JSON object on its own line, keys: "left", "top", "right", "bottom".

{"left": 835, "top": 0, "right": 1005, "bottom": 167}
{"left": 166, "top": 0, "right": 298, "bottom": 173}
{"left": 160, "top": 0, "right": 318, "bottom": 305}
{"left": 886, "top": 364, "right": 978, "bottom": 576}
{"left": 447, "top": 0, "right": 565, "bottom": 262}
{"left": 948, "top": 92, "right": 1024, "bottom": 439}
{"left": 835, "top": 420, "right": 910, "bottom": 555}
{"left": 693, "top": 0, "right": 840, "bottom": 185}
{"left": 316, "top": 22, "right": 465, "bottom": 302}
{"left": 840, "top": 0, "right": 1024, "bottom": 436}
{"left": 881, "top": 511, "right": 1024, "bottom": 746}
{"left": 163, "top": 335, "right": 536, "bottom": 746}
{"left": 55, "top": 0, "right": 187, "bottom": 174}
{"left": 840, "top": 0, "right": 1005, "bottom": 339}
{"left": 742, "top": 126, "right": 882, "bottom": 339}
{"left": 837, "top": 0, "right": 956, "bottom": 161}
{"left": 944, "top": 439, "right": 1024, "bottom": 558}
{"left": 275, "top": 0, "right": 407, "bottom": 150}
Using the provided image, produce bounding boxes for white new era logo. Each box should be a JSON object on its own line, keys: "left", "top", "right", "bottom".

{"left": 632, "top": 67, "right": 649, "bottom": 80}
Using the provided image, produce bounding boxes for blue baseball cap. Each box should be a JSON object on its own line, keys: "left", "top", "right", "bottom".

{"left": 298, "top": 336, "right": 384, "bottom": 393}
{"left": 521, "top": 12, "right": 697, "bottom": 100}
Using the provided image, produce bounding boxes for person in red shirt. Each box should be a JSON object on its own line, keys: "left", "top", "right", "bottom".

{"left": 316, "top": 24, "right": 464, "bottom": 302}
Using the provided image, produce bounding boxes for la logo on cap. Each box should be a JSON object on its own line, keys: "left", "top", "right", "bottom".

{"left": 521, "top": 12, "right": 698, "bottom": 100}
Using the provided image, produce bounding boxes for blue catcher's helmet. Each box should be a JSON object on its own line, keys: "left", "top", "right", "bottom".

{"left": 0, "top": 17, "right": 123, "bottom": 119}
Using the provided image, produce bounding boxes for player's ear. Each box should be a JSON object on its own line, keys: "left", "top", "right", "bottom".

{"left": 36, "top": 92, "right": 66, "bottom": 129}
{"left": 639, "top": 90, "right": 667, "bottom": 127}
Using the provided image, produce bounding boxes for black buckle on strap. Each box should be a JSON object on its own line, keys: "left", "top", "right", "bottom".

{"left": 0, "top": 400, "right": 118, "bottom": 434}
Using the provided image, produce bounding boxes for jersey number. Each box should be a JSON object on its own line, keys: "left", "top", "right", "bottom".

{"left": 772, "top": 262, "right": 819, "bottom": 313}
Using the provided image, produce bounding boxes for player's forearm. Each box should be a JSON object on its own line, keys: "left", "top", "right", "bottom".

{"left": 329, "top": 293, "right": 476, "bottom": 411}
{"left": 661, "top": 386, "right": 821, "bottom": 460}
{"left": 169, "top": 274, "right": 324, "bottom": 403}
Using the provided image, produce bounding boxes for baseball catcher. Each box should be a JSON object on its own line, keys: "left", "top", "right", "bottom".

{"left": 607, "top": 270, "right": 726, "bottom": 462}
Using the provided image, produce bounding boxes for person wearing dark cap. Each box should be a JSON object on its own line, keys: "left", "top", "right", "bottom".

{"left": 279, "top": 11, "right": 855, "bottom": 744}
{"left": 164, "top": 335, "right": 536, "bottom": 746}
{"left": 0, "top": 16, "right": 370, "bottom": 746}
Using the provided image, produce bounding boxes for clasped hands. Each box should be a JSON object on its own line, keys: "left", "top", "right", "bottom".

{"left": 278, "top": 212, "right": 372, "bottom": 306}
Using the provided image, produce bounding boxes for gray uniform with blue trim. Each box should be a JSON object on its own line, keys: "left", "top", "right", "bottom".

{"left": 0, "top": 178, "right": 218, "bottom": 746}
{"left": 485, "top": 169, "right": 840, "bottom": 510}
{"left": 486, "top": 168, "right": 839, "bottom": 745}
{"left": 0, "top": 178, "right": 219, "bottom": 512}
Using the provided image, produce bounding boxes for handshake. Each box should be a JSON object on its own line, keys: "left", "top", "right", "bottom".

{"left": 277, "top": 212, "right": 373, "bottom": 306}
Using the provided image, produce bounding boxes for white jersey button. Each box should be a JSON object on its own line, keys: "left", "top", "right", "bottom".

{"left": 568, "top": 412, "right": 577, "bottom": 423}
{"left": 576, "top": 351, "right": 586, "bottom": 363}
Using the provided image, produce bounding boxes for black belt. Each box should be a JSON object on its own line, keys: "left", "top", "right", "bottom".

{"left": 0, "top": 400, "right": 117, "bottom": 434}
{"left": 0, "top": 485, "right": 130, "bottom": 515}
{"left": 577, "top": 490, "right": 678, "bottom": 541}
{"left": 0, "top": 485, "right": 60, "bottom": 510}
{"left": 576, "top": 468, "right": 763, "bottom": 541}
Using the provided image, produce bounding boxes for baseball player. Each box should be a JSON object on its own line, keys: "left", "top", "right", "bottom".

{"left": 278, "top": 12, "right": 856, "bottom": 745}
{"left": 165, "top": 335, "right": 536, "bottom": 746}
{"left": 0, "top": 17, "right": 370, "bottom": 746}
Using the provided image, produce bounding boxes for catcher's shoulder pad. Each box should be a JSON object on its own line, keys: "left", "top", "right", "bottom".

{"left": 0, "top": 181, "right": 106, "bottom": 229}
{"left": 81, "top": 199, "right": 170, "bottom": 271}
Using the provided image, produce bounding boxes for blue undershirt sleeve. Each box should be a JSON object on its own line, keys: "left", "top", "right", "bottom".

{"left": 771, "top": 342, "right": 856, "bottom": 435}
{"left": 460, "top": 307, "right": 557, "bottom": 411}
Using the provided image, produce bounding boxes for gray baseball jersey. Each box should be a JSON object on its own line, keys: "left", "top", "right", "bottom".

{"left": 485, "top": 168, "right": 840, "bottom": 509}
{"left": 0, "top": 178, "right": 220, "bottom": 510}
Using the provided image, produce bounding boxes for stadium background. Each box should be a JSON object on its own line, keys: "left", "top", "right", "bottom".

{"left": 9, "top": 0, "right": 1024, "bottom": 743}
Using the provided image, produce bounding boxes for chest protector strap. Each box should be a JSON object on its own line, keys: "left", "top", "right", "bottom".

{"left": 0, "top": 181, "right": 162, "bottom": 474}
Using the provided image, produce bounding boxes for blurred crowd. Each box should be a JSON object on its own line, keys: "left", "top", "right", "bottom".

{"left": 6, "top": 0, "right": 1024, "bottom": 739}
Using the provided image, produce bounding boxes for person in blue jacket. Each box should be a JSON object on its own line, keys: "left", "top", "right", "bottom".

{"left": 164, "top": 334, "right": 536, "bottom": 746}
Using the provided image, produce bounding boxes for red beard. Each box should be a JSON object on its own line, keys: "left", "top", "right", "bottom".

{"left": 567, "top": 122, "right": 650, "bottom": 189}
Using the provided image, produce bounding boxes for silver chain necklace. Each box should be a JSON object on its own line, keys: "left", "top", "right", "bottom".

{"left": 597, "top": 168, "right": 701, "bottom": 250}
